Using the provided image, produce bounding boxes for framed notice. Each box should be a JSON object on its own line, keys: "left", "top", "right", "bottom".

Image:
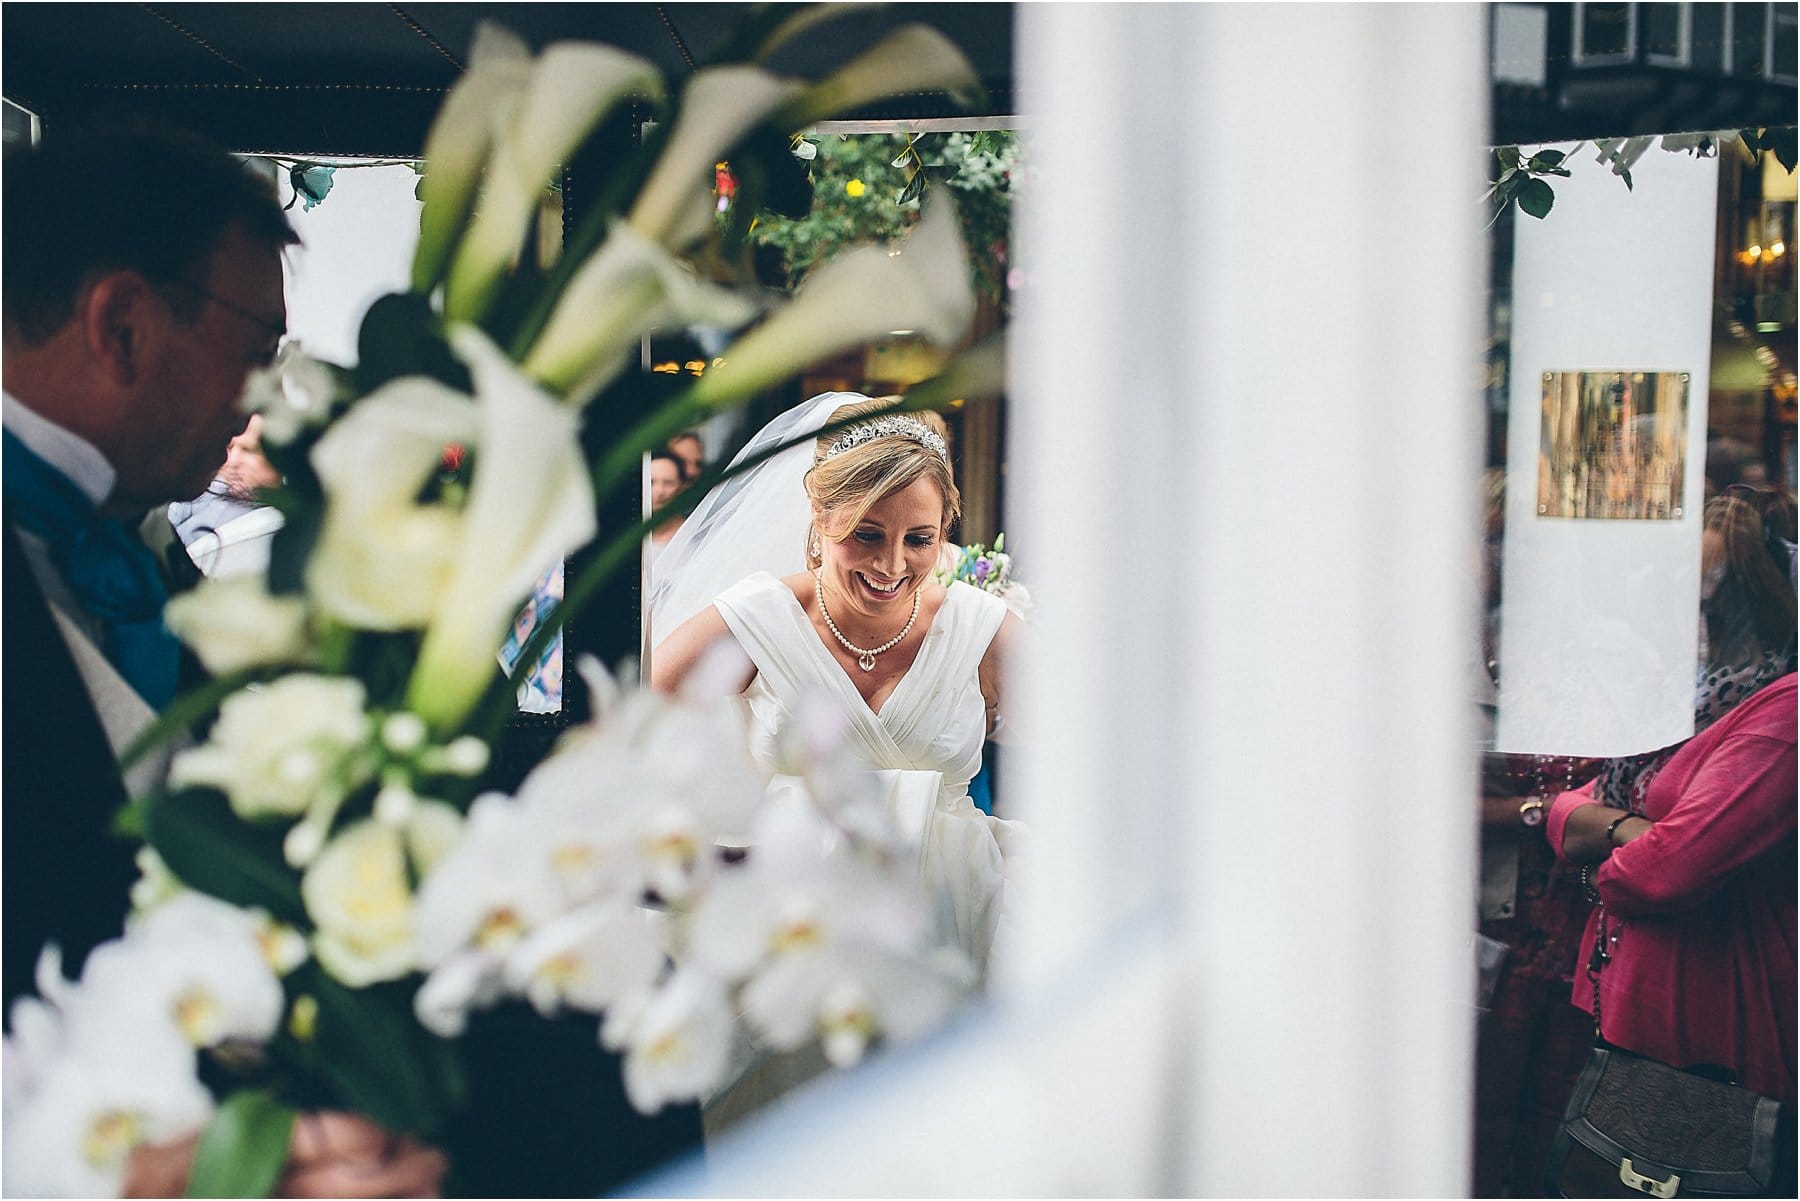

{"left": 1537, "top": 370, "right": 1689, "bottom": 521}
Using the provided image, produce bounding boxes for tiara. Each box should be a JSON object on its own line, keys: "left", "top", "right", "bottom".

{"left": 822, "top": 414, "right": 948, "bottom": 462}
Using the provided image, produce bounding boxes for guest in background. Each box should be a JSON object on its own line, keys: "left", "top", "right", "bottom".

{"left": 167, "top": 412, "right": 286, "bottom": 577}
{"left": 1547, "top": 671, "right": 1795, "bottom": 1111}
{"left": 645, "top": 450, "right": 686, "bottom": 575}
{"left": 667, "top": 429, "right": 705, "bottom": 483}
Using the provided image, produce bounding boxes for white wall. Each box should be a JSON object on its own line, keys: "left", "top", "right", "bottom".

{"left": 276, "top": 161, "right": 422, "bottom": 366}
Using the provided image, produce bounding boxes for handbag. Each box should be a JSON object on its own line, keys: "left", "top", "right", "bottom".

{"left": 1545, "top": 895, "right": 1785, "bottom": 1198}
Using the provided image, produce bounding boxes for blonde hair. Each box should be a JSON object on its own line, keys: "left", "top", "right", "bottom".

{"left": 804, "top": 396, "right": 960, "bottom": 565}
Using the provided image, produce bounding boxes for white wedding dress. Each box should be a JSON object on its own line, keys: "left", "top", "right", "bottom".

{"left": 700, "top": 570, "right": 1019, "bottom": 1133}
{"left": 716, "top": 570, "right": 1017, "bottom": 968}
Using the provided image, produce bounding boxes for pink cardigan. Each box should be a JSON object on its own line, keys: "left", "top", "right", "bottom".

{"left": 1545, "top": 673, "right": 1797, "bottom": 1103}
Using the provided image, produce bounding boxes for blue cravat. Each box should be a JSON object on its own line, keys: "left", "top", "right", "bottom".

{"left": 3, "top": 427, "right": 178, "bottom": 707}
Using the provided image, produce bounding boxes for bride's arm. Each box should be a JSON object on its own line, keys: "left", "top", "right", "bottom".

{"left": 978, "top": 610, "right": 1026, "bottom": 744}
{"left": 648, "top": 606, "right": 755, "bottom": 695}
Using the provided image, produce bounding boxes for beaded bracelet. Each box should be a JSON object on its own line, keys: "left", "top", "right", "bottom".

{"left": 1604, "top": 812, "right": 1634, "bottom": 846}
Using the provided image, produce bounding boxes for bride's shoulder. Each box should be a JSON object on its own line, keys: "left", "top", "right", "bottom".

{"left": 774, "top": 571, "right": 815, "bottom": 605}
{"left": 942, "top": 578, "right": 1004, "bottom": 615}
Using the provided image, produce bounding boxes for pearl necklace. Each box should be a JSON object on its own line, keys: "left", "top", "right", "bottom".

{"left": 815, "top": 568, "right": 919, "bottom": 671}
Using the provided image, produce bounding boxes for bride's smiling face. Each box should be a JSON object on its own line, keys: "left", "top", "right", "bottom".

{"left": 818, "top": 477, "right": 946, "bottom": 620}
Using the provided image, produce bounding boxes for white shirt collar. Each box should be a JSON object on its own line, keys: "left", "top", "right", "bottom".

{"left": 3, "top": 390, "right": 117, "bottom": 509}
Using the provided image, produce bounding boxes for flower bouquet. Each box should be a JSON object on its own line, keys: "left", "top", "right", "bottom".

{"left": 3, "top": 9, "right": 1005, "bottom": 1195}
{"left": 938, "top": 532, "right": 1033, "bottom": 619}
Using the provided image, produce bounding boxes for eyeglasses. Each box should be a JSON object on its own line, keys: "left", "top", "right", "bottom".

{"left": 160, "top": 277, "right": 287, "bottom": 362}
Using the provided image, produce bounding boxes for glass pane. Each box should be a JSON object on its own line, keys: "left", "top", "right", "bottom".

{"left": 1537, "top": 371, "right": 1690, "bottom": 520}
{"left": 1640, "top": 2, "right": 1683, "bottom": 57}
{"left": 1731, "top": 2, "right": 1768, "bottom": 75}
{"left": 1581, "top": 2, "right": 1633, "bottom": 56}
{"left": 1691, "top": 2, "right": 1727, "bottom": 69}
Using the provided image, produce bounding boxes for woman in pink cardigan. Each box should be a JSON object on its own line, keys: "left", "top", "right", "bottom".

{"left": 1545, "top": 671, "right": 1795, "bottom": 1104}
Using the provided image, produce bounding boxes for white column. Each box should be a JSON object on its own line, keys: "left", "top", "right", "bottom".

{"left": 1013, "top": 5, "right": 1488, "bottom": 1193}
{"left": 653, "top": 6, "right": 1490, "bottom": 1195}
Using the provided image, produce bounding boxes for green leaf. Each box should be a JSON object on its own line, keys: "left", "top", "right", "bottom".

{"left": 304, "top": 968, "right": 464, "bottom": 1138}
{"left": 1619, "top": 166, "right": 1634, "bottom": 192}
{"left": 142, "top": 788, "right": 306, "bottom": 925}
{"left": 1495, "top": 146, "right": 1523, "bottom": 170}
{"left": 1518, "top": 178, "right": 1556, "bottom": 219}
{"left": 186, "top": 1090, "right": 296, "bottom": 1198}
{"left": 897, "top": 170, "right": 926, "bottom": 206}
{"left": 1527, "top": 149, "right": 1566, "bottom": 170}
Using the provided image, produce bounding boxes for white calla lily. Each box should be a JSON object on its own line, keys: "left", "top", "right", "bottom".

{"left": 307, "top": 378, "right": 478, "bottom": 630}
{"left": 689, "top": 193, "right": 975, "bottom": 410}
{"left": 411, "top": 22, "right": 533, "bottom": 292}
{"left": 522, "top": 218, "right": 758, "bottom": 402}
{"left": 628, "top": 65, "right": 804, "bottom": 248}
{"left": 406, "top": 328, "right": 597, "bottom": 729}
{"left": 749, "top": 3, "right": 865, "bottom": 61}
{"left": 445, "top": 42, "right": 663, "bottom": 322}
{"left": 773, "top": 24, "right": 982, "bottom": 131}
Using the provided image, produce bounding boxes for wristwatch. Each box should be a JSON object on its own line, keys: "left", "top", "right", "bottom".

{"left": 1518, "top": 796, "right": 1547, "bottom": 828}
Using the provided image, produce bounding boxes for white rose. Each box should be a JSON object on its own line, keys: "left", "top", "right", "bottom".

{"left": 164, "top": 575, "right": 311, "bottom": 675}
{"left": 301, "top": 820, "right": 419, "bottom": 987}
{"left": 169, "top": 675, "right": 372, "bottom": 819}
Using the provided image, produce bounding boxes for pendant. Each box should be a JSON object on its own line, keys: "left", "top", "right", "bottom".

{"left": 858, "top": 653, "right": 876, "bottom": 671}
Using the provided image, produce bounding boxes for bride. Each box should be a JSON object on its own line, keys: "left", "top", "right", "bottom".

{"left": 650, "top": 392, "right": 1022, "bottom": 962}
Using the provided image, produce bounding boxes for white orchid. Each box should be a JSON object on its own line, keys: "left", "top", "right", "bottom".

{"left": 413, "top": 948, "right": 507, "bottom": 1039}
{"left": 306, "top": 376, "right": 478, "bottom": 630}
{"left": 406, "top": 328, "right": 596, "bottom": 730}
{"left": 608, "top": 969, "right": 734, "bottom": 1114}
{"left": 414, "top": 795, "right": 568, "bottom": 966}
{"left": 628, "top": 66, "right": 804, "bottom": 248}
{"left": 521, "top": 218, "right": 758, "bottom": 402}
{"left": 301, "top": 819, "right": 422, "bottom": 987}
{"left": 688, "top": 193, "right": 976, "bottom": 410}
{"left": 444, "top": 42, "right": 663, "bottom": 322}
{"left": 80, "top": 894, "right": 284, "bottom": 1049}
{"left": 686, "top": 801, "right": 964, "bottom": 1063}
{"left": 411, "top": 22, "right": 534, "bottom": 292}
{"left": 520, "top": 692, "right": 766, "bottom": 904}
{"left": 410, "top": 794, "right": 569, "bottom": 1033}
{"left": 164, "top": 574, "right": 311, "bottom": 675}
{"left": 504, "top": 905, "right": 670, "bottom": 1019}
{"left": 773, "top": 24, "right": 982, "bottom": 131}
{"left": 1, "top": 1020, "right": 209, "bottom": 1199}
{"left": 168, "top": 674, "right": 372, "bottom": 826}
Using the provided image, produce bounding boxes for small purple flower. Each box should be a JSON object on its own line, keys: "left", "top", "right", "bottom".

{"left": 973, "top": 558, "right": 992, "bottom": 584}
